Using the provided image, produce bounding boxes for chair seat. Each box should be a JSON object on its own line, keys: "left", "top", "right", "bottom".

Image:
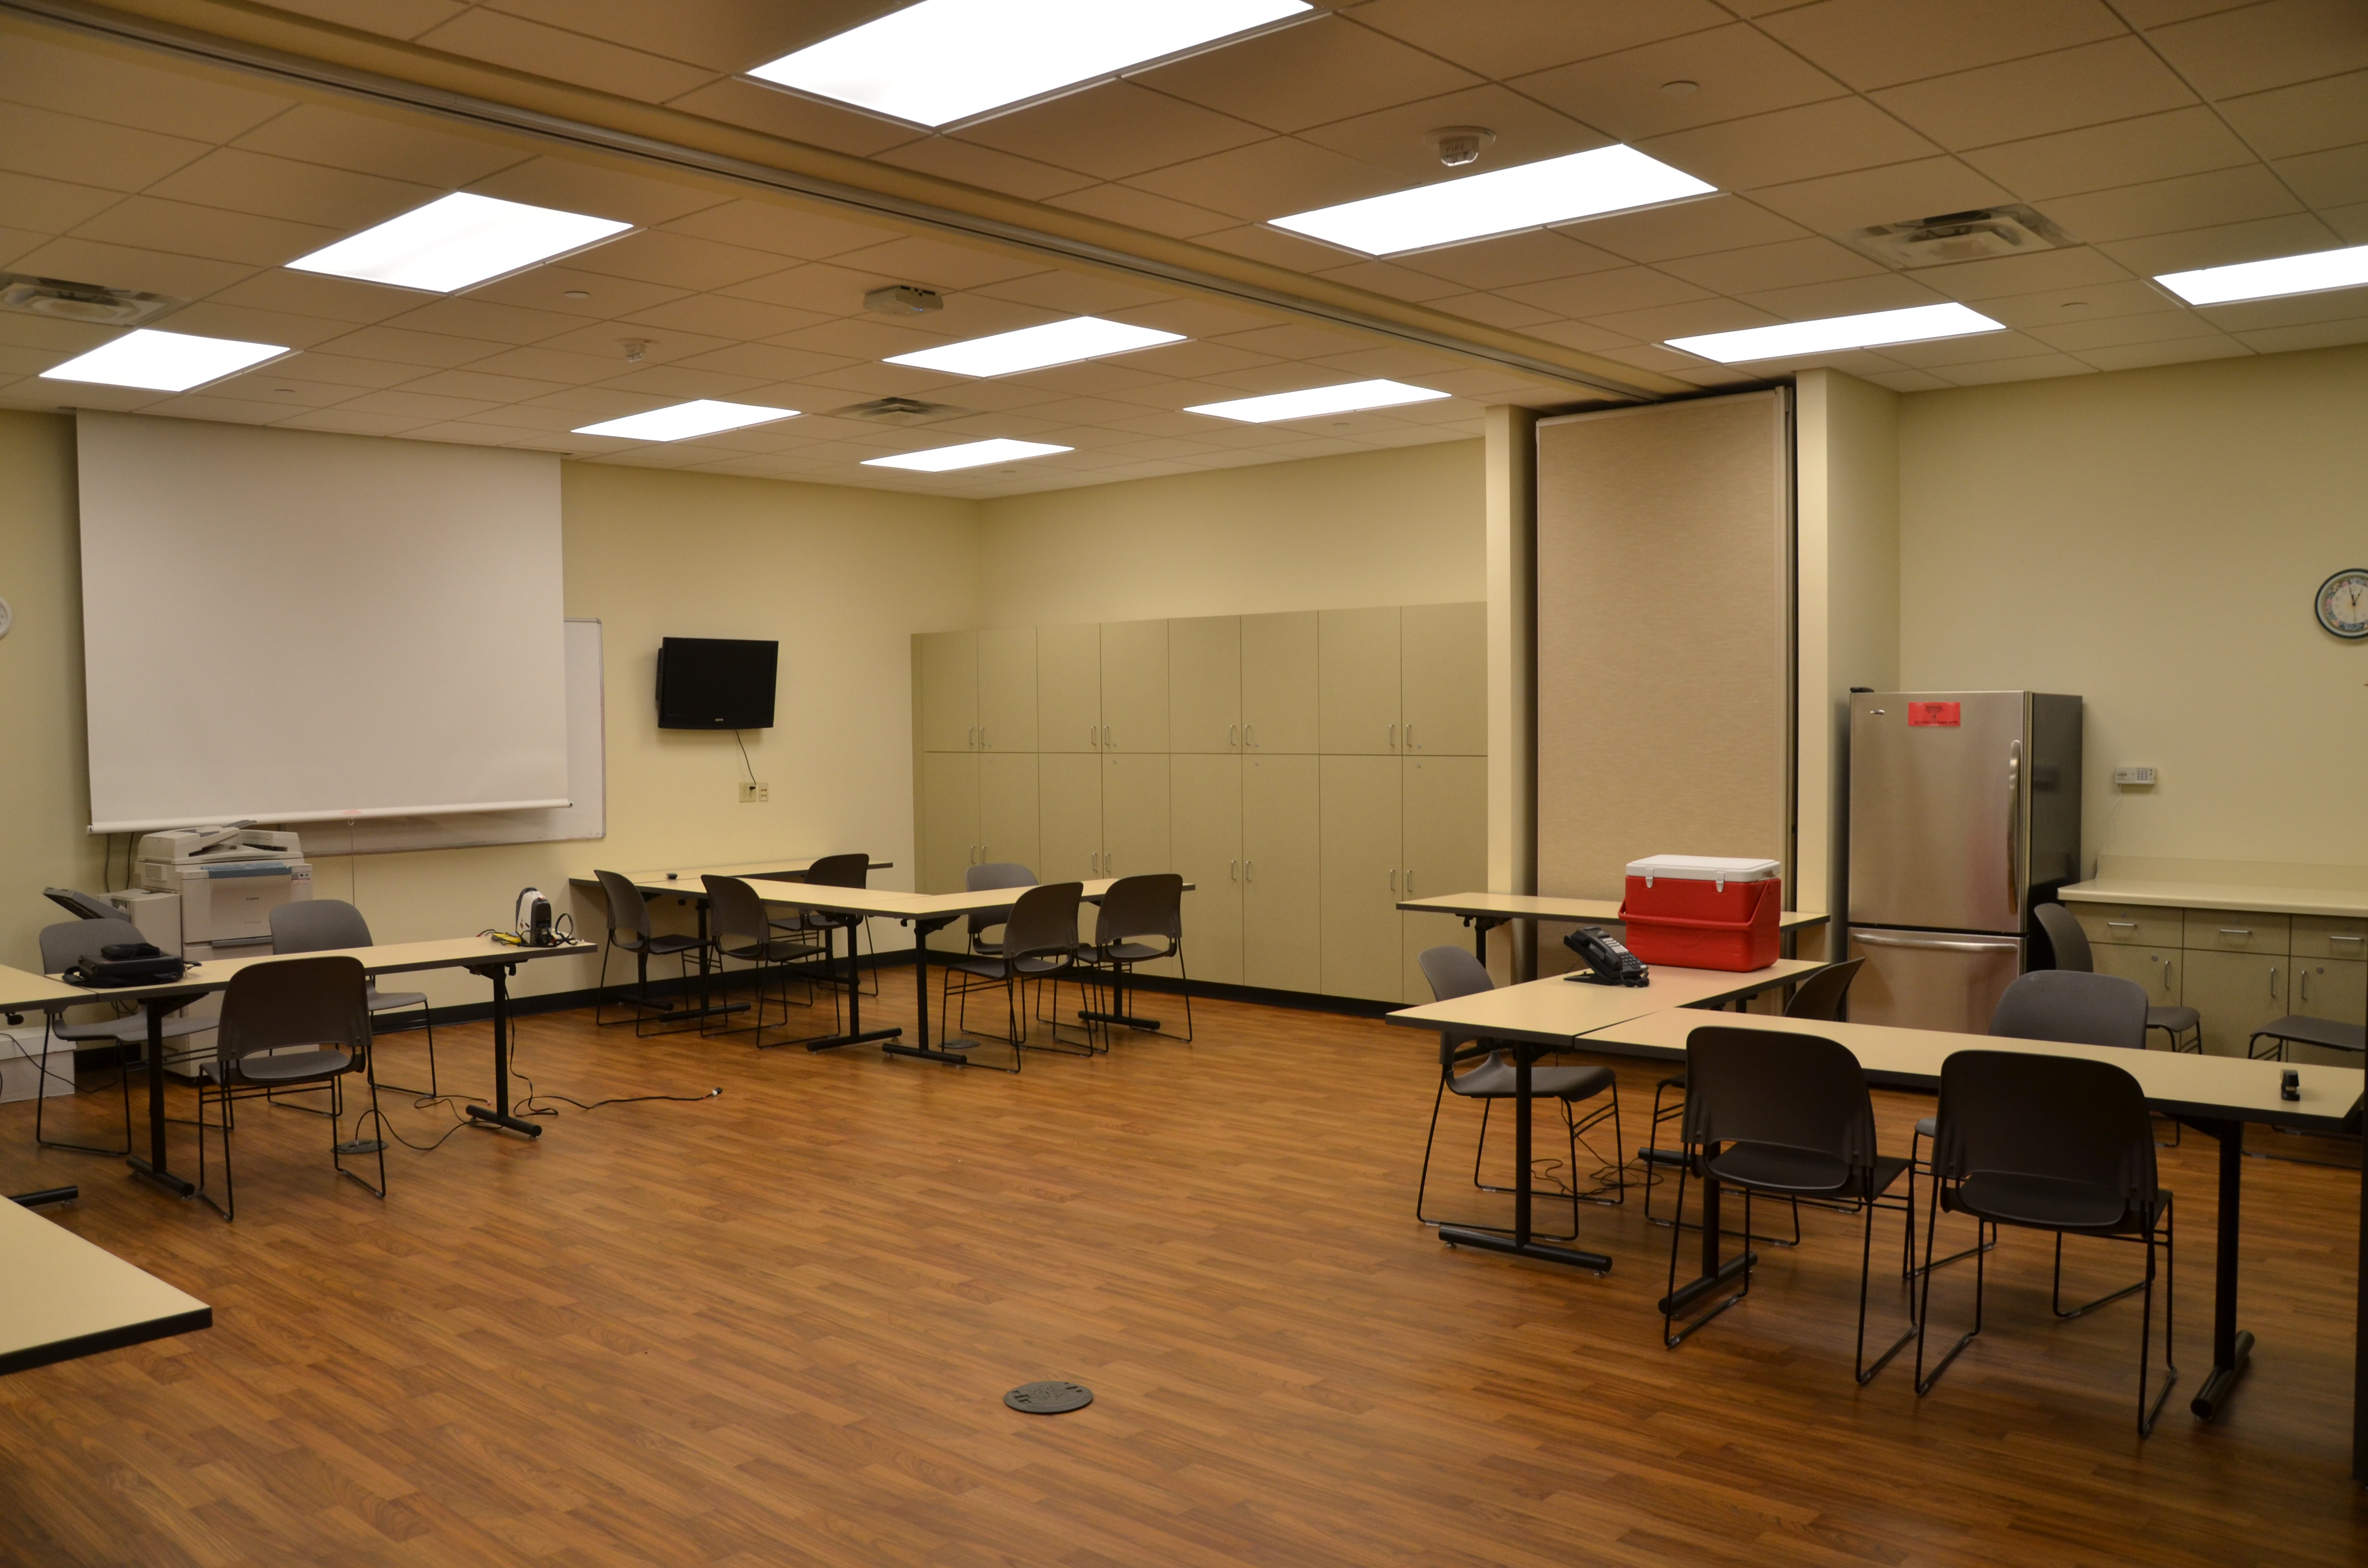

{"left": 2250, "top": 1014, "right": 2367, "bottom": 1055}
{"left": 622, "top": 932, "right": 702, "bottom": 957}
{"left": 2147, "top": 1005, "right": 2201, "bottom": 1032}
{"left": 1079, "top": 939, "right": 1172, "bottom": 965}
{"left": 1704, "top": 1143, "right": 1908, "bottom": 1199}
{"left": 1915, "top": 1115, "right": 1937, "bottom": 1139}
{"left": 946, "top": 952, "right": 1068, "bottom": 981}
{"left": 1447, "top": 1053, "right": 1614, "bottom": 1103}
{"left": 367, "top": 988, "right": 427, "bottom": 1012}
{"left": 54, "top": 1012, "right": 216, "bottom": 1045}
{"left": 719, "top": 936, "right": 820, "bottom": 964}
{"left": 1947, "top": 1172, "right": 2166, "bottom": 1233}
{"left": 229, "top": 1046, "right": 355, "bottom": 1085}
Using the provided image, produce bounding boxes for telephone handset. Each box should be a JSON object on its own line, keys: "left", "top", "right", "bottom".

{"left": 1564, "top": 924, "right": 1649, "bottom": 987}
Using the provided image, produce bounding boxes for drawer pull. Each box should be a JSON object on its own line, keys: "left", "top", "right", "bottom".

{"left": 2106, "top": 920, "right": 2138, "bottom": 929}
{"left": 2331, "top": 934, "right": 2364, "bottom": 944}
{"left": 2219, "top": 927, "right": 2252, "bottom": 936}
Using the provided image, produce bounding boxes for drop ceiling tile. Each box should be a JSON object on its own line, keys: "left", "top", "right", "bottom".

{"left": 1302, "top": 344, "right": 1469, "bottom": 380}
{"left": 1428, "top": 293, "right": 1563, "bottom": 330}
{"left": 140, "top": 301, "right": 353, "bottom": 349}
{"left": 717, "top": 261, "right": 906, "bottom": 313}
{"left": 1872, "top": 38, "right": 2197, "bottom": 149}
{"left": 263, "top": 0, "right": 463, "bottom": 40}
{"left": 2277, "top": 143, "right": 2368, "bottom": 209}
{"left": 1497, "top": 264, "right": 1717, "bottom": 318}
{"left": 1104, "top": 296, "right": 1281, "bottom": 338}
{"left": 1398, "top": 229, "right": 1632, "bottom": 290}
{"left": 467, "top": 264, "right": 691, "bottom": 322}
{"left": 389, "top": 366, "right": 577, "bottom": 403}
{"left": 490, "top": 0, "right": 814, "bottom": 74}
{"left": 1911, "top": 245, "right": 2137, "bottom": 298}
{"left": 1582, "top": 296, "right": 1780, "bottom": 343}
{"left": 607, "top": 293, "right": 826, "bottom": 340}
{"left": 562, "top": 229, "right": 782, "bottom": 291}
{"left": 147, "top": 147, "right": 436, "bottom": 229}
{"left": 1126, "top": 139, "right": 1400, "bottom": 224}
{"left": 1194, "top": 222, "right": 1370, "bottom": 271}
{"left": 2026, "top": 309, "right": 2225, "bottom": 349}
{"left": 662, "top": 79, "right": 920, "bottom": 159}
{"left": 333, "top": 387, "right": 505, "bottom": 421}
{"left": 1658, "top": 235, "right": 1889, "bottom": 293}
{"left": 1864, "top": 367, "right": 1956, "bottom": 391}
{"left": 1137, "top": 15, "right": 1480, "bottom": 135}
{"left": 1002, "top": 360, "right": 1172, "bottom": 399}
{"left": 70, "top": 197, "right": 343, "bottom": 268}
{"left": 1932, "top": 352, "right": 2094, "bottom": 383}
{"left": 0, "top": 101, "right": 213, "bottom": 193}
{"left": 2112, "top": 0, "right": 2259, "bottom": 24}
{"left": 0, "top": 312, "right": 118, "bottom": 355}
{"left": 1206, "top": 321, "right": 1381, "bottom": 361}
{"left": 1528, "top": 318, "right": 1650, "bottom": 352}
{"left": 271, "top": 404, "right": 434, "bottom": 435}
{"left": 1295, "top": 85, "right": 1609, "bottom": 186}
{"left": 1749, "top": 157, "right": 2017, "bottom": 233}
{"left": 7, "top": 237, "right": 253, "bottom": 299}
{"left": 1565, "top": 194, "right": 1810, "bottom": 262}
{"left": 824, "top": 235, "right": 1051, "bottom": 291}
{"left": 198, "top": 270, "right": 430, "bottom": 328}
{"left": 2188, "top": 284, "right": 2368, "bottom": 330}
{"left": 2311, "top": 198, "right": 2368, "bottom": 240}
{"left": 139, "top": 391, "right": 292, "bottom": 425}
{"left": 466, "top": 156, "right": 730, "bottom": 227}
{"left": 1309, "top": 259, "right": 1467, "bottom": 303}
{"left": 1756, "top": 0, "right": 2129, "bottom": 93}
{"left": 2097, "top": 210, "right": 2344, "bottom": 273}
{"left": 790, "top": 361, "right": 978, "bottom": 398}
{"left": 1645, "top": 99, "right": 1941, "bottom": 192}
{"left": 1963, "top": 107, "right": 2258, "bottom": 201}
{"left": 533, "top": 321, "right": 740, "bottom": 366}
{"left": 197, "top": 375, "right": 349, "bottom": 409}
{"left": 404, "top": 418, "right": 556, "bottom": 446}
{"left": 2150, "top": 0, "right": 2368, "bottom": 100}
{"left": 1738, "top": 272, "right": 1949, "bottom": 318}
{"left": 1881, "top": 328, "right": 2072, "bottom": 366}
{"left": 661, "top": 199, "right": 905, "bottom": 259}
{"left": 251, "top": 351, "right": 426, "bottom": 389}
{"left": 2217, "top": 70, "right": 2368, "bottom": 159}
{"left": 314, "top": 325, "right": 513, "bottom": 369}
{"left": 228, "top": 102, "right": 530, "bottom": 187}
{"left": 958, "top": 83, "right": 1269, "bottom": 184}
{"left": 0, "top": 171, "right": 122, "bottom": 236}
{"left": 1975, "top": 278, "right": 2187, "bottom": 327}
{"left": 972, "top": 270, "right": 1176, "bottom": 318}
{"left": 1511, "top": 24, "right": 1850, "bottom": 143}
{"left": 416, "top": 11, "right": 715, "bottom": 103}
{"left": 381, "top": 295, "right": 592, "bottom": 345}
{"left": 522, "top": 385, "right": 670, "bottom": 417}
{"left": 768, "top": 317, "right": 957, "bottom": 359}
{"left": 2229, "top": 313, "right": 2368, "bottom": 352}
{"left": 1044, "top": 182, "right": 1239, "bottom": 239}
{"left": 2045, "top": 165, "right": 2303, "bottom": 243}
{"left": 597, "top": 363, "right": 776, "bottom": 399}
{"left": 1349, "top": 0, "right": 1728, "bottom": 81}
{"left": 0, "top": 35, "right": 292, "bottom": 144}
{"left": 872, "top": 136, "right": 1098, "bottom": 202}
{"left": 2075, "top": 336, "right": 2253, "bottom": 370}
{"left": 656, "top": 342, "right": 854, "bottom": 385}
{"left": 1106, "top": 341, "right": 1287, "bottom": 384}
{"left": 0, "top": 227, "right": 49, "bottom": 268}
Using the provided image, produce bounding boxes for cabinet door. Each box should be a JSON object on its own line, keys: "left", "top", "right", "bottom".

{"left": 1101, "top": 753, "right": 1171, "bottom": 880}
{"left": 976, "top": 627, "right": 1037, "bottom": 752}
{"left": 978, "top": 751, "right": 1040, "bottom": 876}
{"left": 2180, "top": 949, "right": 2287, "bottom": 1057}
{"left": 1320, "top": 755, "right": 1402, "bottom": 1002}
{"left": 1241, "top": 611, "right": 1318, "bottom": 754}
{"left": 1319, "top": 606, "right": 1402, "bottom": 755}
{"left": 2291, "top": 957, "right": 2367, "bottom": 1066}
{"left": 1169, "top": 615, "right": 1242, "bottom": 755}
{"left": 1402, "top": 755, "right": 1487, "bottom": 1001}
{"left": 1099, "top": 619, "right": 1169, "bottom": 752}
{"left": 916, "top": 631, "right": 977, "bottom": 752}
{"left": 2091, "top": 943, "right": 2178, "bottom": 1038}
{"left": 1038, "top": 623, "right": 1102, "bottom": 752}
{"left": 1242, "top": 753, "right": 1320, "bottom": 992}
{"left": 1038, "top": 753, "right": 1102, "bottom": 883}
{"left": 1171, "top": 754, "right": 1242, "bottom": 985}
{"left": 918, "top": 751, "right": 979, "bottom": 895}
{"left": 1400, "top": 601, "right": 1485, "bottom": 756}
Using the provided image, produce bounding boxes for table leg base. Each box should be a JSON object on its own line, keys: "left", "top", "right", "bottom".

{"left": 883, "top": 1041, "right": 984, "bottom": 1067}
{"left": 803, "top": 1026, "right": 901, "bottom": 1054}
{"left": 1660, "top": 1251, "right": 1757, "bottom": 1317}
{"left": 2191, "top": 1330, "right": 2254, "bottom": 1421}
{"left": 9, "top": 1186, "right": 79, "bottom": 1208}
{"left": 465, "top": 1105, "right": 543, "bottom": 1139}
{"left": 1437, "top": 1225, "right": 1611, "bottom": 1273}
{"left": 125, "top": 1155, "right": 195, "bottom": 1198}
{"left": 1078, "top": 1009, "right": 1162, "bottom": 1031}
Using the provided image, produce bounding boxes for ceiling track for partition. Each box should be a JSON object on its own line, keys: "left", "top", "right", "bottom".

{"left": 0, "top": 0, "right": 1678, "bottom": 405}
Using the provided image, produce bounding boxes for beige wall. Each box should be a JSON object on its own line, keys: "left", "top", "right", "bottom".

{"left": 972, "top": 441, "right": 1482, "bottom": 626}
{"left": 1900, "top": 342, "right": 2368, "bottom": 877}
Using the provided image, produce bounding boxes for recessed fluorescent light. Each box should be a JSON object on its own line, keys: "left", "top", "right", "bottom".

{"left": 573, "top": 401, "right": 801, "bottom": 441}
{"left": 287, "top": 192, "right": 633, "bottom": 294}
{"left": 2155, "top": 243, "right": 2368, "bottom": 306}
{"left": 1187, "top": 380, "right": 1450, "bottom": 423}
{"left": 885, "top": 317, "right": 1184, "bottom": 377}
{"left": 1270, "top": 145, "right": 1715, "bottom": 257}
{"left": 41, "top": 328, "right": 290, "bottom": 392}
{"left": 1666, "top": 302, "right": 2005, "bottom": 364}
{"left": 747, "top": 0, "right": 1312, "bottom": 129}
{"left": 863, "top": 438, "right": 1071, "bottom": 472}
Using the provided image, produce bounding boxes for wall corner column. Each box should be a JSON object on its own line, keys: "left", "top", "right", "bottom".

{"left": 1484, "top": 404, "right": 1538, "bottom": 981}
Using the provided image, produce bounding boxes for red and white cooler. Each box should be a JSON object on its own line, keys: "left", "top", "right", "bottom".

{"left": 1617, "top": 855, "right": 1783, "bottom": 972}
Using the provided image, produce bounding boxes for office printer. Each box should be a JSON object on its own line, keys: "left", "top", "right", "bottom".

{"left": 136, "top": 824, "right": 304, "bottom": 865}
{"left": 137, "top": 824, "right": 311, "bottom": 950}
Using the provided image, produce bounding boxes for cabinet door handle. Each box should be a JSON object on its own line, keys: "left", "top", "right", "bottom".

{"left": 1388, "top": 722, "right": 1397, "bottom": 749}
{"left": 1245, "top": 724, "right": 1256, "bottom": 748}
{"left": 1246, "top": 860, "right": 1255, "bottom": 883}
{"left": 1389, "top": 868, "right": 1396, "bottom": 893}
{"left": 980, "top": 726, "right": 988, "bottom": 748}
{"left": 1407, "top": 869, "right": 1415, "bottom": 894}
{"left": 1103, "top": 725, "right": 1112, "bottom": 746}
{"left": 2302, "top": 968, "right": 2311, "bottom": 1003}
{"left": 1229, "top": 859, "right": 1237, "bottom": 882}
{"left": 2269, "top": 966, "right": 2278, "bottom": 998}
{"left": 1230, "top": 723, "right": 1238, "bottom": 748}
{"left": 1087, "top": 724, "right": 1096, "bottom": 747}
{"left": 1407, "top": 723, "right": 1416, "bottom": 749}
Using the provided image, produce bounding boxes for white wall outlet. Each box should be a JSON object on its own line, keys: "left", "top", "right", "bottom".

{"left": 739, "top": 781, "right": 768, "bottom": 803}
{"left": 2112, "top": 765, "right": 2158, "bottom": 787}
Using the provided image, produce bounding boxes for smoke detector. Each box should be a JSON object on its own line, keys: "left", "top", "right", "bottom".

{"left": 1425, "top": 126, "right": 1496, "bottom": 168}
{"left": 1845, "top": 206, "right": 2073, "bottom": 269}
{"left": 864, "top": 284, "right": 943, "bottom": 316}
{"left": 0, "top": 274, "right": 182, "bottom": 326}
{"left": 832, "top": 396, "right": 967, "bottom": 426}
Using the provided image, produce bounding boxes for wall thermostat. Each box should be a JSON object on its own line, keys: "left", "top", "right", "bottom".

{"left": 2112, "top": 765, "right": 2157, "bottom": 786}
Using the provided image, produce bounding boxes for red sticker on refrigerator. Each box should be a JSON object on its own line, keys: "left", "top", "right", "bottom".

{"left": 1907, "top": 701, "right": 1961, "bottom": 726}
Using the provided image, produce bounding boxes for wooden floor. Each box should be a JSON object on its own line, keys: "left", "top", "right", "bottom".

{"left": 2, "top": 973, "right": 2362, "bottom": 1568}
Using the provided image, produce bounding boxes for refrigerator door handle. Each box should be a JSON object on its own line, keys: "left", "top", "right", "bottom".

{"left": 1854, "top": 931, "right": 2023, "bottom": 953}
{"left": 2005, "top": 737, "right": 2022, "bottom": 918}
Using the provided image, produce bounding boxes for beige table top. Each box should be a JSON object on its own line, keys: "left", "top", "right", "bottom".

{"left": 1386, "top": 958, "right": 1825, "bottom": 1047}
{"left": 1576, "top": 1008, "right": 2366, "bottom": 1135}
{"left": 1396, "top": 890, "right": 1828, "bottom": 931}
{"left": 572, "top": 856, "right": 892, "bottom": 891}
{"left": 736, "top": 877, "right": 1186, "bottom": 921}
{"left": 0, "top": 963, "right": 86, "bottom": 1014}
{"left": 0, "top": 1197, "right": 210, "bottom": 1376}
{"left": 2060, "top": 877, "right": 2368, "bottom": 919}
{"left": 0, "top": 935, "right": 594, "bottom": 1013}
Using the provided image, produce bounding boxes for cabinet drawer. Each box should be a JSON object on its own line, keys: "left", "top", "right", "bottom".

{"left": 2183, "top": 909, "right": 2289, "bottom": 954}
{"left": 2291, "top": 915, "right": 2368, "bottom": 961}
{"left": 2072, "top": 903, "right": 2179, "bottom": 947}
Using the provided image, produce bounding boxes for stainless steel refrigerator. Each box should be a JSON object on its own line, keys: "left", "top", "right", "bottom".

{"left": 1845, "top": 691, "right": 2083, "bottom": 1032}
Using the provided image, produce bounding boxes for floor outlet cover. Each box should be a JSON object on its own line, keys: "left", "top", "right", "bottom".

{"left": 1004, "top": 1381, "right": 1093, "bottom": 1414}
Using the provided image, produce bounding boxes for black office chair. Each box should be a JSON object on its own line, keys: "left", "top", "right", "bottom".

{"left": 1661, "top": 1025, "right": 1916, "bottom": 1384}
{"left": 2246, "top": 1014, "right": 2367, "bottom": 1064}
{"left": 33, "top": 919, "right": 212, "bottom": 1157}
{"left": 702, "top": 875, "right": 829, "bottom": 1047}
{"left": 271, "top": 900, "right": 438, "bottom": 1099}
{"left": 2035, "top": 902, "right": 2200, "bottom": 1052}
{"left": 778, "top": 853, "right": 874, "bottom": 1000}
{"left": 964, "top": 863, "right": 1036, "bottom": 957}
{"left": 1075, "top": 873, "right": 1194, "bottom": 1044}
{"left": 592, "top": 869, "right": 702, "bottom": 1035}
{"left": 1914, "top": 1049, "right": 2177, "bottom": 1435}
{"left": 938, "top": 882, "right": 1085, "bottom": 1070}
{"left": 195, "top": 955, "right": 382, "bottom": 1222}
{"left": 1415, "top": 947, "right": 1622, "bottom": 1238}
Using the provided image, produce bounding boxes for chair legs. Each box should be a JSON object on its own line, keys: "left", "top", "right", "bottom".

{"left": 199, "top": 1065, "right": 388, "bottom": 1222}
{"left": 1904, "top": 1124, "right": 1998, "bottom": 1278}
{"left": 1414, "top": 1083, "right": 1619, "bottom": 1241}
{"left": 32, "top": 1024, "right": 134, "bottom": 1158}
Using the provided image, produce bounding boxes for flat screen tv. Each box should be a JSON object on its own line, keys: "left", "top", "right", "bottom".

{"left": 657, "top": 637, "right": 777, "bottom": 729}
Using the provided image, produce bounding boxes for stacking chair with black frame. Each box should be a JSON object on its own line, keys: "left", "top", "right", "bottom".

{"left": 777, "top": 853, "right": 873, "bottom": 1004}
{"left": 592, "top": 869, "right": 702, "bottom": 1035}
{"left": 1662, "top": 1024, "right": 1917, "bottom": 1384}
{"left": 1914, "top": 1048, "right": 2178, "bottom": 1435}
{"left": 1415, "top": 947, "right": 1621, "bottom": 1237}
{"left": 2036, "top": 902, "right": 2200, "bottom": 1053}
{"left": 33, "top": 919, "right": 213, "bottom": 1157}
{"left": 1074, "top": 873, "right": 1195, "bottom": 1044}
{"left": 195, "top": 955, "right": 383, "bottom": 1222}
{"left": 938, "top": 881, "right": 1085, "bottom": 1070}
{"left": 964, "top": 863, "right": 1036, "bottom": 958}
{"left": 702, "top": 875, "right": 830, "bottom": 1047}
{"left": 271, "top": 900, "right": 438, "bottom": 1100}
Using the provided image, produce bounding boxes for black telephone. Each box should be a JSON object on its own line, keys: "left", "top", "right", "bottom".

{"left": 1564, "top": 925, "right": 1649, "bottom": 987}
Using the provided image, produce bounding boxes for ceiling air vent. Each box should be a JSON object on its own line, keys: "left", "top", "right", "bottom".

{"left": 1844, "top": 206, "right": 2073, "bottom": 269}
{"left": 0, "top": 274, "right": 183, "bottom": 326}
{"left": 833, "top": 396, "right": 968, "bottom": 426}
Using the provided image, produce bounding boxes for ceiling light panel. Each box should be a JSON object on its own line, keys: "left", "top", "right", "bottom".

{"left": 573, "top": 401, "right": 801, "bottom": 441}
{"left": 41, "top": 328, "right": 290, "bottom": 392}
{"left": 1187, "top": 380, "right": 1451, "bottom": 423}
{"left": 287, "top": 192, "right": 634, "bottom": 294}
{"left": 2155, "top": 243, "right": 2368, "bottom": 306}
{"left": 863, "top": 438, "right": 1071, "bottom": 471}
{"left": 885, "top": 317, "right": 1184, "bottom": 377}
{"left": 1666, "top": 303, "right": 2005, "bottom": 364}
{"left": 1270, "top": 146, "right": 1715, "bottom": 257}
{"left": 747, "top": 0, "right": 1312, "bottom": 129}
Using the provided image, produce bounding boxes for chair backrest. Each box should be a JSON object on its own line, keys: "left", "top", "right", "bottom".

{"left": 1002, "top": 882, "right": 1083, "bottom": 967}
{"left": 1419, "top": 946, "right": 1493, "bottom": 1002}
{"left": 40, "top": 918, "right": 148, "bottom": 974}
{"left": 1092, "top": 873, "right": 1183, "bottom": 948}
{"left": 964, "top": 862, "right": 1036, "bottom": 941}
{"left": 217, "top": 955, "right": 370, "bottom": 1070}
{"left": 270, "top": 898, "right": 373, "bottom": 955}
{"left": 804, "top": 853, "right": 870, "bottom": 889}
{"left": 1990, "top": 969, "right": 2146, "bottom": 1050}
{"left": 1931, "top": 1048, "right": 2157, "bottom": 1208}
{"left": 1682, "top": 1025, "right": 1882, "bottom": 1175}
{"left": 593, "top": 870, "right": 655, "bottom": 943}
{"left": 702, "top": 875, "right": 773, "bottom": 951}
{"left": 2033, "top": 902, "right": 2094, "bottom": 973}
{"left": 1783, "top": 957, "right": 1863, "bottom": 1022}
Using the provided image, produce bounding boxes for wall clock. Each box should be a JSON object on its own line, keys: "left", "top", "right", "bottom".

{"left": 2317, "top": 569, "right": 2368, "bottom": 638}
